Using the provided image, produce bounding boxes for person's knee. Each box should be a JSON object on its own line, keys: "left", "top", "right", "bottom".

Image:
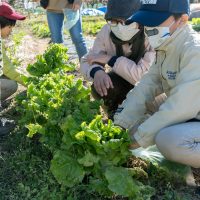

{"left": 8, "top": 80, "right": 18, "bottom": 94}
{"left": 71, "top": 33, "right": 84, "bottom": 45}
{"left": 69, "top": 25, "right": 84, "bottom": 44}
{"left": 155, "top": 129, "right": 176, "bottom": 161}
{"left": 1, "top": 80, "right": 18, "bottom": 101}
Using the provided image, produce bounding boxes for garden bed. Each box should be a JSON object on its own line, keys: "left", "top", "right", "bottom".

{"left": 1, "top": 14, "right": 200, "bottom": 200}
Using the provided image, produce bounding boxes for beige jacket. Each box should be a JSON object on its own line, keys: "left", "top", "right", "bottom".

{"left": 80, "top": 24, "right": 155, "bottom": 85}
{"left": 47, "top": 0, "right": 82, "bottom": 12}
{"left": 114, "top": 24, "right": 200, "bottom": 148}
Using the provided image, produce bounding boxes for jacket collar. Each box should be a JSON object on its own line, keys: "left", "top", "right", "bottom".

{"left": 156, "top": 24, "right": 191, "bottom": 52}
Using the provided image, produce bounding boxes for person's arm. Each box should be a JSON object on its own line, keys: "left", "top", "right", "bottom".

{"left": 2, "top": 46, "right": 26, "bottom": 86}
{"left": 80, "top": 25, "right": 111, "bottom": 81}
{"left": 114, "top": 61, "right": 162, "bottom": 130}
{"left": 134, "top": 47, "right": 200, "bottom": 148}
{"left": 111, "top": 42, "right": 156, "bottom": 85}
{"left": 72, "top": 0, "right": 82, "bottom": 10}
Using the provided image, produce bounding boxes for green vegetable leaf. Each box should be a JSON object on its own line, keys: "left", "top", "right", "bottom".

{"left": 78, "top": 151, "right": 100, "bottom": 167}
{"left": 51, "top": 151, "right": 85, "bottom": 187}
{"left": 26, "top": 124, "right": 45, "bottom": 138}
{"left": 105, "top": 166, "right": 140, "bottom": 197}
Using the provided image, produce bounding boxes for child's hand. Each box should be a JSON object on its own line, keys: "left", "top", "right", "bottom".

{"left": 129, "top": 126, "right": 140, "bottom": 149}
{"left": 94, "top": 70, "right": 114, "bottom": 96}
{"left": 129, "top": 138, "right": 140, "bottom": 149}
{"left": 72, "top": 2, "right": 81, "bottom": 10}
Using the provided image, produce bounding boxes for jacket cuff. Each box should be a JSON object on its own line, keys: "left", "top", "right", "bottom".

{"left": 108, "top": 56, "right": 119, "bottom": 67}
{"left": 134, "top": 131, "right": 153, "bottom": 148}
{"left": 114, "top": 117, "right": 133, "bottom": 130}
{"left": 90, "top": 67, "right": 104, "bottom": 78}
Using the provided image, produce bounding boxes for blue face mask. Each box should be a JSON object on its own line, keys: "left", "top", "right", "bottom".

{"left": 145, "top": 20, "right": 175, "bottom": 49}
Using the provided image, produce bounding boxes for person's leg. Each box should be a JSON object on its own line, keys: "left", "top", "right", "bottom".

{"left": 0, "top": 79, "right": 18, "bottom": 102}
{"left": 155, "top": 122, "right": 200, "bottom": 168}
{"left": 68, "top": 14, "right": 87, "bottom": 59}
{"left": 91, "top": 72, "right": 134, "bottom": 118}
{"left": 46, "top": 11, "right": 64, "bottom": 43}
{"left": 0, "top": 78, "right": 17, "bottom": 136}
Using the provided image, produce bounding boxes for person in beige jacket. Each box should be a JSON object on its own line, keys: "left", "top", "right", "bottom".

{"left": 41, "top": 0, "right": 87, "bottom": 59}
{"left": 114, "top": 0, "right": 200, "bottom": 168}
{"left": 80, "top": 0, "right": 155, "bottom": 118}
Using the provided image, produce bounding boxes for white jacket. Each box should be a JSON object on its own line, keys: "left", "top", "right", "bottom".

{"left": 80, "top": 24, "right": 155, "bottom": 85}
{"left": 114, "top": 24, "right": 200, "bottom": 148}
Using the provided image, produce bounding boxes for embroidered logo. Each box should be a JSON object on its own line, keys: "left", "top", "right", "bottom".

{"left": 166, "top": 71, "right": 177, "bottom": 80}
{"left": 142, "top": 0, "right": 157, "bottom": 4}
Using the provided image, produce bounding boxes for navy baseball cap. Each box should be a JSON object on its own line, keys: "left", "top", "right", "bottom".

{"left": 126, "top": 0, "right": 190, "bottom": 27}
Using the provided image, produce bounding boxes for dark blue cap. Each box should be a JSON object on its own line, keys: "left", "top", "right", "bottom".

{"left": 126, "top": 0, "right": 190, "bottom": 27}
{"left": 105, "top": 0, "right": 141, "bottom": 20}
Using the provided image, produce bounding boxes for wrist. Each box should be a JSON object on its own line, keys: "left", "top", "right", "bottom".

{"left": 90, "top": 67, "right": 104, "bottom": 79}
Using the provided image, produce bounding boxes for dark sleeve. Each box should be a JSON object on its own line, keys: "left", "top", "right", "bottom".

{"left": 68, "top": 0, "right": 74, "bottom": 4}
{"left": 90, "top": 67, "right": 104, "bottom": 78}
{"left": 107, "top": 56, "right": 119, "bottom": 67}
{"left": 40, "top": 0, "right": 49, "bottom": 9}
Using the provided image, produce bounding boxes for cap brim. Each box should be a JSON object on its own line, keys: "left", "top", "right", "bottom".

{"left": 7, "top": 13, "right": 26, "bottom": 20}
{"left": 126, "top": 10, "right": 171, "bottom": 27}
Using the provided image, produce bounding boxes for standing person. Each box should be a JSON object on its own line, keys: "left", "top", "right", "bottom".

{"left": 114, "top": 0, "right": 200, "bottom": 168}
{"left": 41, "top": 0, "right": 87, "bottom": 60}
{"left": 81, "top": 0, "right": 157, "bottom": 118}
{"left": 0, "top": 2, "right": 27, "bottom": 135}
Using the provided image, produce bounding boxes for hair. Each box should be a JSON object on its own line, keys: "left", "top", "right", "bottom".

{"left": 130, "top": 26, "right": 146, "bottom": 63}
{"left": 0, "top": 16, "right": 16, "bottom": 29}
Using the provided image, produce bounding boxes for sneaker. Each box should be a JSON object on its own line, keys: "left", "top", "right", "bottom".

{"left": 0, "top": 118, "right": 15, "bottom": 136}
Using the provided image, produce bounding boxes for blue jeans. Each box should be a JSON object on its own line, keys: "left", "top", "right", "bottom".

{"left": 46, "top": 11, "right": 64, "bottom": 43}
{"left": 46, "top": 10, "right": 87, "bottom": 59}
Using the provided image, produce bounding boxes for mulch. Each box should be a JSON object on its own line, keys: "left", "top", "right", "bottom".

{"left": 192, "top": 167, "right": 200, "bottom": 185}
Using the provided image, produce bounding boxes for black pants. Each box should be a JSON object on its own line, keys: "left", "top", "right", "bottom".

{"left": 91, "top": 72, "right": 134, "bottom": 118}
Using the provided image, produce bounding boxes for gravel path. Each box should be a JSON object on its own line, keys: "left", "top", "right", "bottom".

{"left": 64, "top": 35, "right": 94, "bottom": 61}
